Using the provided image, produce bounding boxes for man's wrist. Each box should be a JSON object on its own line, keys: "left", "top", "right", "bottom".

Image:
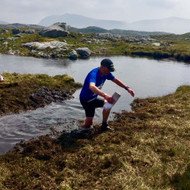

{"left": 103, "top": 93, "right": 107, "bottom": 98}
{"left": 125, "top": 86, "right": 130, "bottom": 90}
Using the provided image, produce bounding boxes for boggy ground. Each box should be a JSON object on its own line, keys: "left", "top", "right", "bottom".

{"left": 0, "top": 72, "right": 82, "bottom": 116}
{"left": 0, "top": 85, "right": 189, "bottom": 190}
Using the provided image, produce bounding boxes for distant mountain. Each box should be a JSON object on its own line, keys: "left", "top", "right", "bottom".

{"left": 0, "top": 23, "right": 44, "bottom": 29}
{"left": 126, "top": 17, "right": 190, "bottom": 34}
{"left": 39, "top": 13, "right": 125, "bottom": 29}
{"left": 70, "top": 26, "right": 169, "bottom": 36}
{"left": 70, "top": 26, "right": 108, "bottom": 34}
{"left": 39, "top": 14, "right": 190, "bottom": 34}
{"left": 0, "top": 20, "right": 8, "bottom": 24}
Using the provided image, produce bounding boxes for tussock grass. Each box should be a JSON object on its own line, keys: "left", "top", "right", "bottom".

{"left": 0, "top": 85, "right": 189, "bottom": 189}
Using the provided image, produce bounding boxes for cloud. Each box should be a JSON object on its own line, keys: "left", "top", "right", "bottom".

{"left": 145, "top": 0, "right": 179, "bottom": 8}
{"left": 0, "top": 0, "right": 190, "bottom": 24}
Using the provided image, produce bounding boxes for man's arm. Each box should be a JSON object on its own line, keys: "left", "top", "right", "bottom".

{"left": 112, "top": 78, "right": 135, "bottom": 97}
{"left": 89, "top": 82, "right": 114, "bottom": 103}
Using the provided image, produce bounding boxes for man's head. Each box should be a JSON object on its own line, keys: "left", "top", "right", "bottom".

{"left": 100, "top": 59, "right": 115, "bottom": 72}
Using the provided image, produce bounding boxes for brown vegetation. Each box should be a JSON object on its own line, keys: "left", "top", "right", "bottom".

{"left": 0, "top": 73, "right": 81, "bottom": 116}
{"left": 0, "top": 85, "right": 189, "bottom": 189}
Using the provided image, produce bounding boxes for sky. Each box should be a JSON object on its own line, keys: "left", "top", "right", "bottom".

{"left": 1, "top": 0, "right": 190, "bottom": 24}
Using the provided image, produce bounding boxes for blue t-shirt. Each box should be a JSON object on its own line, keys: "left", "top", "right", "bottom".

{"left": 80, "top": 67, "right": 115, "bottom": 101}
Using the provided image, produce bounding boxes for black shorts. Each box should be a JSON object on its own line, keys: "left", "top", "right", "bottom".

{"left": 80, "top": 98, "right": 104, "bottom": 117}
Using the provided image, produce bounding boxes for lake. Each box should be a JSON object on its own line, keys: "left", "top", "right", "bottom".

{"left": 0, "top": 54, "right": 190, "bottom": 154}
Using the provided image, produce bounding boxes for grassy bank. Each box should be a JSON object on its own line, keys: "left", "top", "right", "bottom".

{"left": 0, "top": 72, "right": 81, "bottom": 116}
{"left": 0, "top": 85, "right": 189, "bottom": 189}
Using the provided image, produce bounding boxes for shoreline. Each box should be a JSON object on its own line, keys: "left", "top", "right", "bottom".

{"left": 0, "top": 73, "right": 82, "bottom": 117}
{"left": 0, "top": 51, "right": 189, "bottom": 64}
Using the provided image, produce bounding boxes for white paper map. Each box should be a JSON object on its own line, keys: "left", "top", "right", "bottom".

{"left": 103, "top": 92, "right": 121, "bottom": 110}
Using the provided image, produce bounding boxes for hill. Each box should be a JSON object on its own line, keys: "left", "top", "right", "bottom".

{"left": 0, "top": 23, "right": 44, "bottom": 29}
{"left": 39, "top": 13, "right": 125, "bottom": 29}
{"left": 39, "top": 14, "right": 190, "bottom": 34}
{"left": 70, "top": 26, "right": 170, "bottom": 36}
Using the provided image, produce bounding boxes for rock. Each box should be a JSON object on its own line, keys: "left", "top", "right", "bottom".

{"left": 22, "top": 41, "right": 68, "bottom": 50}
{"left": 152, "top": 42, "right": 161, "bottom": 47}
{"left": 12, "top": 29, "right": 21, "bottom": 35}
{"left": 12, "top": 29, "right": 36, "bottom": 35}
{"left": 3, "top": 41, "right": 8, "bottom": 46}
{"left": 29, "top": 86, "right": 71, "bottom": 106}
{"left": 76, "top": 47, "right": 91, "bottom": 59}
{"left": 0, "top": 29, "right": 8, "bottom": 34}
{"left": 7, "top": 49, "right": 15, "bottom": 55}
{"left": 22, "top": 29, "right": 36, "bottom": 34}
{"left": 68, "top": 50, "right": 78, "bottom": 60}
{"left": 37, "top": 52, "right": 50, "bottom": 58}
{"left": 15, "top": 34, "right": 22, "bottom": 38}
{"left": 39, "top": 22, "right": 70, "bottom": 38}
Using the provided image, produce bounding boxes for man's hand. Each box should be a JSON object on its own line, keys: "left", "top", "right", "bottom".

{"left": 104, "top": 94, "right": 115, "bottom": 104}
{"left": 126, "top": 87, "right": 135, "bottom": 97}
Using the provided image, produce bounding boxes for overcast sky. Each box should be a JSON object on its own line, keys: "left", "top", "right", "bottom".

{"left": 1, "top": 0, "right": 190, "bottom": 24}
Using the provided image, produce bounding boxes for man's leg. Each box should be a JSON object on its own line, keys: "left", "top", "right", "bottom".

{"left": 102, "top": 108, "right": 114, "bottom": 131}
{"left": 81, "top": 117, "right": 94, "bottom": 128}
{"left": 102, "top": 108, "right": 111, "bottom": 123}
{"left": 101, "top": 100, "right": 113, "bottom": 131}
{"left": 102, "top": 99, "right": 111, "bottom": 123}
{"left": 101, "top": 99, "right": 111, "bottom": 131}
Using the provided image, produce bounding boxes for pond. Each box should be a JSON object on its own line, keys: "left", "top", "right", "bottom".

{"left": 0, "top": 54, "right": 190, "bottom": 154}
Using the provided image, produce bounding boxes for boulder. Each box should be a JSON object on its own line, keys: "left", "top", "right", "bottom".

{"left": 76, "top": 47, "right": 91, "bottom": 59}
{"left": 68, "top": 50, "right": 78, "bottom": 60}
{"left": 12, "top": 29, "right": 21, "bottom": 35}
{"left": 152, "top": 42, "right": 161, "bottom": 47}
{"left": 39, "top": 22, "right": 70, "bottom": 38}
{"left": 0, "top": 29, "right": 8, "bottom": 34}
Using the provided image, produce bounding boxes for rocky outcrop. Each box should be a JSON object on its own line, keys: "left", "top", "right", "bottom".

{"left": 39, "top": 22, "right": 70, "bottom": 38}
{"left": 22, "top": 41, "right": 68, "bottom": 50}
{"left": 22, "top": 41, "right": 69, "bottom": 59}
{"left": 76, "top": 47, "right": 91, "bottom": 59}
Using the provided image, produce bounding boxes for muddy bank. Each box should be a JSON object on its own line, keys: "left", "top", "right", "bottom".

{"left": 0, "top": 73, "right": 82, "bottom": 116}
{"left": 0, "top": 85, "right": 189, "bottom": 189}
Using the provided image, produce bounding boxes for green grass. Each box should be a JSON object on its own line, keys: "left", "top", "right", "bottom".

{"left": 0, "top": 85, "right": 189, "bottom": 189}
{"left": 1, "top": 28, "right": 190, "bottom": 62}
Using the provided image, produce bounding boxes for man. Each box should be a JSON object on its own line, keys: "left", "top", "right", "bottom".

{"left": 80, "top": 58, "right": 135, "bottom": 131}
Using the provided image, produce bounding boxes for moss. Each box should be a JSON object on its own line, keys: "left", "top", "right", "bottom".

{"left": 0, "top": 72, "right": 82, "bottom": 116}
